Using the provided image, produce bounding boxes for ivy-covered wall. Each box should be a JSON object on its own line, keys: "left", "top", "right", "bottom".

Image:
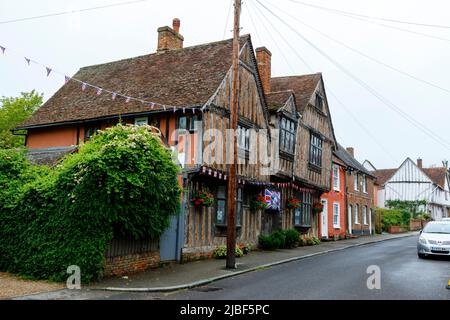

{"left": 0, "top": 124, "right": 180, "bottom": 282}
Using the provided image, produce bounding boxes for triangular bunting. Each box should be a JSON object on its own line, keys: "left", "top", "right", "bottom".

{"left": 46, "top": 67, "right": 52, "bottom": 77}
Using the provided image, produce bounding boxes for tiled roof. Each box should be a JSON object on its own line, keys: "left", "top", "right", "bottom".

{"left": 372, "top": 169, "right": 397, "bottom": 186}
{"left": 26, "top": 146, "right": 77, "bottom": 166}
{"left": 334, "top": 143, "right": 375, "bottom": 177}
{"left": 18, "top": 36, "right": 250, "bottom": 129}
{"left": 270, "top": 73, "right": 321, "bottom": 112}
{"left": 423, "top": 167, "right": 448, "bottom": 188}
{"left": 265, "top": 90, "right": 294, "bottom": 112}
{"left": 373, "top": 166, "right": 448, "bottom": 188}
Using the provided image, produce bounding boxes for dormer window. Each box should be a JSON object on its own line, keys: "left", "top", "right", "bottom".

{"left": 315, "top": 93, "right": 323, "bottom": 111}
{"left": 280, "top": 117, "right": 295, "bottom": 154}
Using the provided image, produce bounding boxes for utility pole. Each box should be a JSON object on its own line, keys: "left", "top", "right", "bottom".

{"left": 226, "top": 0, "right": 241, "bottom": 269}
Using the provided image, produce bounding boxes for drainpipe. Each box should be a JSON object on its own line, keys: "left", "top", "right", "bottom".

{"left": 344, "top": 168, "right": 349, "bottom": 236}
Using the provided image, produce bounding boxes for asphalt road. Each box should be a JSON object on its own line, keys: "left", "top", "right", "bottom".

{"left": 136, "top": 236, "right": 449, "bottom": 300}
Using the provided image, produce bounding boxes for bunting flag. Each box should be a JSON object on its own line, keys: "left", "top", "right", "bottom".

{"left": 173, "top": 107, "right": 176, "bottom": 113}
{"left": 183, "top": 107, "right": 186, "bottom": 114}
{"left": 224, "top": 175, "right": 227, "bottom": 180}
{"left": 96, "top": 87, "right": 102, "bottom": 95}
{"left": 214, "top": 171, "right": 217, "bottom": 178}
{"left": 192, "top": 108, "right": 195, "bottom": 114}
{"left": 0, "top": 42, "right": 186, "bottom": 113}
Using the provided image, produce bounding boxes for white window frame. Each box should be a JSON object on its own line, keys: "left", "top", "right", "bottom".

{"left": 363, "top": 206, "right": 368, "bottom": 225}
{"left": 354, "top": 173, "right": 359, "bottom": 191}
{"left": 333, "top": 165, "right": 340, "bottom": 191}
{"left": 355, "top": 205, "right": 359, "bottom": 224}
{"left": 134, "top": 116, "right": 148, "bottom": 126}
{"left": 333, "top": 202, "right": 340, "bottom": 228}
{"left": 362, "top": 175, "right": 367, "bottom": 193}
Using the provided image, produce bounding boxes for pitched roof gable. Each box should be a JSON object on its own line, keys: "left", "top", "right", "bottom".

{"left": 18, "top": 36, "right": 251, "bottom": 129}
{"left": 422, "top": 167, "right": 448, "bottom": 189}
{"left": 373, "top": 168, "right": 397, "bottom": 186}
{"left": 270, "top": 73, "right": 321, "bottom": 113}
{"left": 265, "top": 90, "right": 295, "bottom": 113}
{"left": 375, "top": 157, "right": 449, "bottom": 188}
{"left": 334, "top": 143, "right": 374, "bottom": 177}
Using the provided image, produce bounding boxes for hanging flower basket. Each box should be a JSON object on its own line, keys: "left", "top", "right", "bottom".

{"left": 250, "top": 195, "right": 269, "bottom": 211}
{"left": 312, "top": 202, "right": 324, "bottom": 214}
{"left": 287, "top": 198, "right": 301, "bottom": 209}
{"left": 191, "top": 189, "right": 214, "bottom": 208}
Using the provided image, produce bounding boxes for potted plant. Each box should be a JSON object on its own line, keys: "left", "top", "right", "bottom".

{"left": 312, "top": 202, "right": 324, "bottom": 214}
{"left": 191, "top": 189, "right": 214, "bottom": 208}
{"left": 287, "top": 198, "right": 301, "bottom": 209}
{"left": 250, "top": 194, "right": 269, "bottom": 211}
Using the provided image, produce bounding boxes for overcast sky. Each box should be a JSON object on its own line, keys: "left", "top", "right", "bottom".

{"left": 1, "top": 0, "right": 449, "bottom": 169}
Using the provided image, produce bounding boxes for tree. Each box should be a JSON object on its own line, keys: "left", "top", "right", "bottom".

{"left": 0, "top": 91, "right": 43, "bottom": 149}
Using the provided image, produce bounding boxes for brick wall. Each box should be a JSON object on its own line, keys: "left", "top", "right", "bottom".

{"left": 103, "top": 251, "right": 160, "bottom": 277}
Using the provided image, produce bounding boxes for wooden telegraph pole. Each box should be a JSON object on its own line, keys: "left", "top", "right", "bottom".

{"left": 226, "top": 0, "right": 241, "bottom": 269}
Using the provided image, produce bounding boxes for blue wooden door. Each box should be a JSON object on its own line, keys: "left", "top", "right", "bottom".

{"left": 160, "top": 215, "right": 179, "bottom": 261}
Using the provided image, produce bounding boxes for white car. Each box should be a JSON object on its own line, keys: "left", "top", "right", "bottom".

{"left": 417, "top": 221, "right": 450, "bottom": 258}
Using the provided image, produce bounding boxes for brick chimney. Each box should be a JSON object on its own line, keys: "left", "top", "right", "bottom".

{"left": 346, "top": 147, "right": 354, "bottom": 157}
{"left": 417, "top": 158, "right": 423, "bottom": 168}
{"left": 157, "top": 18, "right": 184, "bottom": 53}
{"left": 255, "top": 47, "right": 272, "bottom": 93}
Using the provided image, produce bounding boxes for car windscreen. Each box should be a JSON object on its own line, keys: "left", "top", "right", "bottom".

{"left": 423, "top": 223, "right": 450, "bottom": 234}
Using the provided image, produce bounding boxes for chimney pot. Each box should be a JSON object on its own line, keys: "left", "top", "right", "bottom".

{"left": 346, "top": 147, "right": 354, "bottom": 157}
{"left": 255, "top": 47, "right": 272, "bottom": 93}
{"left": 157, "top": 18, "right": 184, "bottom": 52}
{"left": 172, "top": 18, "right": 180, "bottom": 33}
{"left": 417, "top": 158, "right": 423, "bottom": 168}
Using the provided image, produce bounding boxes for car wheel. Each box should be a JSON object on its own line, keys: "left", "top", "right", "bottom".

{"left": 418, "top": 253, "right": 426, "bottom": 259}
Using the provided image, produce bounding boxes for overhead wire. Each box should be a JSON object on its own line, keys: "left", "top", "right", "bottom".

{"left": 285, "top": 0, "right": 450, "bottom": 30}
{"left": 0, "top": 0, "right": 152, "bottom": 25}
{"left": 254, "top": 0, "right": 450, "bottom": 152}
{"left": 250, "top": 0, "right": 398, "bottom": 162}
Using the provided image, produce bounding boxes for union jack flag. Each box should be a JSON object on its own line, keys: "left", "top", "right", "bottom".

{"left": 265, "top": 189, "right": 280, "bottom": 211}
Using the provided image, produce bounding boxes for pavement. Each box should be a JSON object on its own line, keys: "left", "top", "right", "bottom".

{"left": 13, "top": 231, "right": 420, "bottom": 300}
{"left": 169, "top": 235, "right": 450, "bottom": 300}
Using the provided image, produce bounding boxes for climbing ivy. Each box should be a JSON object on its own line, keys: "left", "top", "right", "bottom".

{"left": 0, "top": 124, "right": 180, "bottom": 282}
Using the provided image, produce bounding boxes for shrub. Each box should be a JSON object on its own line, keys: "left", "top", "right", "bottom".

{"left": 378, "top": 208, "right": 410, "bottom": 231}
{"left": 298, "top": 235, "right": 307, "bottom": 246}
{"left": 312, "top": 236, "right": 321, "bottom": 245}
{"left": 0, "top": 124, "right": 181, "bottom": 282}
{"left": 271, "top": 230, "right": 286, "bottom": 249}
{"left": 283, "top": 229, "right": 300, "bottom": 248}
{"left": 213, "top": 245, "right": 244, "bottom": 258}
{"left": 258, "top": 234, "right": 278, "bottom": 250}
{"left": 238, "top": 243, "right": 252, "bottom": 254}
{"left": 306, "top": 236, "right": 315, "bottom": 246}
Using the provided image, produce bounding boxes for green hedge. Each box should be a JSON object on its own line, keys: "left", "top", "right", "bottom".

{"left": 377, "top": 208, "right": 410, "bottom": 231}
{"left": 0, "top": 124, "right": 181, "bottom": 282}
{"left": 258, "top": 229, "right": 301, "bottom": 250}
